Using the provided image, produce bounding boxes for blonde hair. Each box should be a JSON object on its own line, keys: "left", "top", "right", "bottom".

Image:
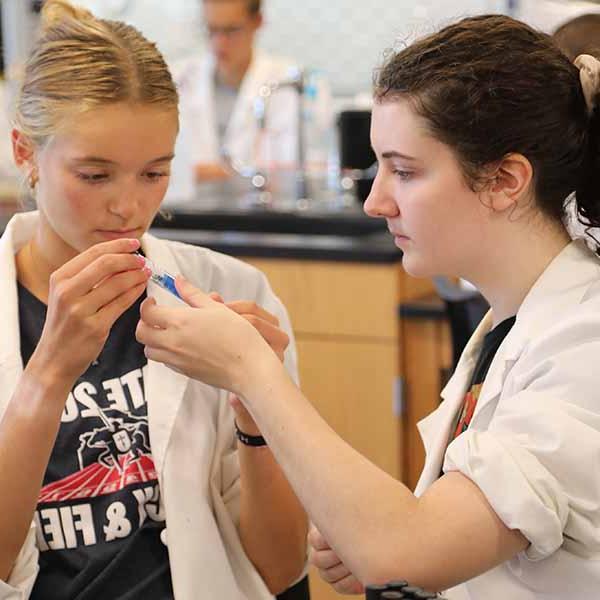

{"left": 15, "top": 0, "right": 178, "bottom": 147}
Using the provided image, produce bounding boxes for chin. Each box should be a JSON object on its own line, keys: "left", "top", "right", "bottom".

{"left": 401, "top": 255, "right": 436, "bottom": 279}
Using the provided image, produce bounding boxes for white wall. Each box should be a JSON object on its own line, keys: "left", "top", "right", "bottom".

{"left": 516, "top": 0, "right": 600, "bottom": 31}
{"left": 6, "top": 1, "right": 600, "bottom": 96}
{"left": 77, "top": 0, "right": 508, "bottom": 96}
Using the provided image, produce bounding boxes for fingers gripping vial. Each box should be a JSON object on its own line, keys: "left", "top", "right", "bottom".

{"left": 134, "top": 252, "right": 182, "bottom": 299}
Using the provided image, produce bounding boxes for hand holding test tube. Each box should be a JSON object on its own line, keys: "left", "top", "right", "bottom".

{"left": 134, "top": 252, "right": 182, "bottom": 299}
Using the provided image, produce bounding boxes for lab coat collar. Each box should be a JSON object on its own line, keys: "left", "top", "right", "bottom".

{"left": 0, "top": 211, "right": 35, "bottom": 371}
{"left": 184, "top": 50, "right": 275, "bottom": 164}
{"left": 415, "top": 239, "right": 600, "bottom": 495}
{"left": 138, "top": 232, "right": 191, "bottom": 477}
{"left": 224, "top": 50, "right": 281, "bottom": 158}
{"left": 415, "top": 310, "right": 492, "bottom": 494}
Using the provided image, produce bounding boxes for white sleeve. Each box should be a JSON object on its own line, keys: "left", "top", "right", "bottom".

{"left": 444, "top": 321, "right": 600, "bottom": 561}
{"left": 0, "top": 522, "right": 39, "bottom": 599}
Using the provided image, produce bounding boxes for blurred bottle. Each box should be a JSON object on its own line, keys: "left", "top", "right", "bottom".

{"left": 302, "top": 69, "right": 336, "bottom": 189}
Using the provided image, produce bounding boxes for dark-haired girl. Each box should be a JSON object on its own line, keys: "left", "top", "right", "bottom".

{"left": 137, "top": 15, "right": 600, "bottom": 599}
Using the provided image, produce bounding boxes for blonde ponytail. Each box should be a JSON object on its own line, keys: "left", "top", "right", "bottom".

{"left": 40, "top": 0, "right": 95, "bottom": 28}
{"left": 14, "top": 0, "right": 178, "bottom": 147}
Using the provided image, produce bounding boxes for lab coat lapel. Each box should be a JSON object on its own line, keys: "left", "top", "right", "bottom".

{"left": 414, "top": 311, "right": 492, "bottom": 496}
{"left": 225, "top": 51, "right": 269, "bottom": 160}
{"left": 468, "top": 240, "right": 598, "bottom": 430}
{"left": 0, "top": 213, "right": 34, "bottom": 416}
{"left": 144, "top": 360, "right": 189, "bottom": 477}
{"left": 140, "top": 234, "right": 190, "bottom": 477}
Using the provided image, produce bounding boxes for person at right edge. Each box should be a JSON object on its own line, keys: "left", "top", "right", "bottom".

{"left": 136, "top": 14, "right": 600, "bottom": 600}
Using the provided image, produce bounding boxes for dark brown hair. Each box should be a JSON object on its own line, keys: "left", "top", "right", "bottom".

{"left": 374, "top": 14, "right": 600, "bottom": 232}
{"left": 553, "top": 13, "right": 600, "bottom": 61}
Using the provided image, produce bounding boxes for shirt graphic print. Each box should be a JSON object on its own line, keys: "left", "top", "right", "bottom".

{"left": 18, "top": 283, "right": 174, "bottom": 599}
{"left": 452, "top": 316, "right": 516, "bottom": 440}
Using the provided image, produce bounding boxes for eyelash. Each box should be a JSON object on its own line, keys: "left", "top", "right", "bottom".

{"left": 393, "top": 169, "right": 414, "bottom": 181}
{"left": 76, "top": 172, "right": 169, "bottom": 185}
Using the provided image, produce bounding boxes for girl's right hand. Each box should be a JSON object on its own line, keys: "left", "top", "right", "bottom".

{"left": 28, "top": 238, "right": 150, "bottom": 385}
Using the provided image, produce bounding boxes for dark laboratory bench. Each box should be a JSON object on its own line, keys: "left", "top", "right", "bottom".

{"left": 2, "top": 199, "right": 401, "bottom": 264}
{"left": 151, "top": 198, "right": 400, "bottom": 263}
{"left": 0, "top": 199, "right": 449, "bottom": 495}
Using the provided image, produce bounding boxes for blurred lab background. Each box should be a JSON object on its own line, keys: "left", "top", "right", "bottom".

{"left": 2, "top": 0, "right": 600, "bottom": 197}
{"left": 1, "top": 3, "right": 600, "bottom": 598}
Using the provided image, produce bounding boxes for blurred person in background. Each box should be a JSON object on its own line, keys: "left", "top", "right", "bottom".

{"left": 553, "top": 13, "right": 600, "bottom": 60}
{"left": 174, "top": 0, "right": 331, "bottom": 183}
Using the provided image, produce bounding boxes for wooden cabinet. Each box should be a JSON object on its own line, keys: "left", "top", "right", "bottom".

{"left": 245, "top": 259, "right": 405, "bottom": 480}
{"left": 400, "top": 303, "right": 452, "bottom": 490}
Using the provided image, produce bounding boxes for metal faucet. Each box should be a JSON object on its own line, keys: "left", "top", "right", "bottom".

{"left": 252, "top": 67, "right": 309, "bottom": 201}
{"left": 220, "top": 151, "right": 268, "bottom": 192}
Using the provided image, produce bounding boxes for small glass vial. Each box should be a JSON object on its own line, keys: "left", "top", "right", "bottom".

{"left": 135, "top": 252, "right": 182, "bottom": 300}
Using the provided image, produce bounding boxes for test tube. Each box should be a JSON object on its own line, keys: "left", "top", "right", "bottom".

{"left": 135, "top": 252, "right": 182, "bottom": 300}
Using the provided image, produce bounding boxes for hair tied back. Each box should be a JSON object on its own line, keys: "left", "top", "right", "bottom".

{"left": 40, "top": 0, "right": 94, "bottom": 29}
{"left": 575, "top": 54, "right": 600, "bottom": 116}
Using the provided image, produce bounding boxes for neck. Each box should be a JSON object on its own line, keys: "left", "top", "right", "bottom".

{"left": 216, "top": 51, "right": 252, "bottom": 89}
{"left": 465, "top": 215, "right": 571, "bottom": 327}
{"left": 16, "top": 218, "right": 78, "bottom": 304}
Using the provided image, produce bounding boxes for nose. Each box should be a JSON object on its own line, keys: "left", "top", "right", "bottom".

{"left": 107, "top": 178, "right": 140, "bottom": 222}
{"left": 363, "top": 169, "right": 400, "bottom": 219}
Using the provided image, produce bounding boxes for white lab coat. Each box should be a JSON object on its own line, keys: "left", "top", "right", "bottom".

{"left": 173, "top": 50, "right": 331, "bottom": 170}
{"left": 0, "top": 211, "right": 299, "bottom": 600}
{"left": 415, "top": 240, "right": 600, "bottom": 599}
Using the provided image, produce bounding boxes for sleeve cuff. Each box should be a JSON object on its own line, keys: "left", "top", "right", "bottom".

{"left": 444, "top": 429, "right": 569, "bottom": 560}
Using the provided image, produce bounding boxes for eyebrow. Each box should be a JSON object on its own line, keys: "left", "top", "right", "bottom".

{"left": 381, "top": 151, "right": 418, "bottom": 161}
{"left": 71, "top": 154, "right": 175, "bottom": 165}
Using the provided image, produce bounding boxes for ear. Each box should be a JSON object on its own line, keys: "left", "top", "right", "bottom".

{"left": 251, "top": 12, "right": 263, "bottom": 32}
{"left": 11, "top": 129, "right": 36, "bottom": 170}
{"left": 485, "top": 153, "right": 533, "bottom": 212}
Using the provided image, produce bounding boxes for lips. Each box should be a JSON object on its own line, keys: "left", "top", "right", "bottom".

{"left": 96, "top": 228, "right": 141, "bottom": 240}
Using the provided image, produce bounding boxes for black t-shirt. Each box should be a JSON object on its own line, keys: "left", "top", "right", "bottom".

{"left": 451, "top": 315, "right": 516, "bottom": 440}
{"left": 18, "top": 283, "right": 174, "bottom": 600}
